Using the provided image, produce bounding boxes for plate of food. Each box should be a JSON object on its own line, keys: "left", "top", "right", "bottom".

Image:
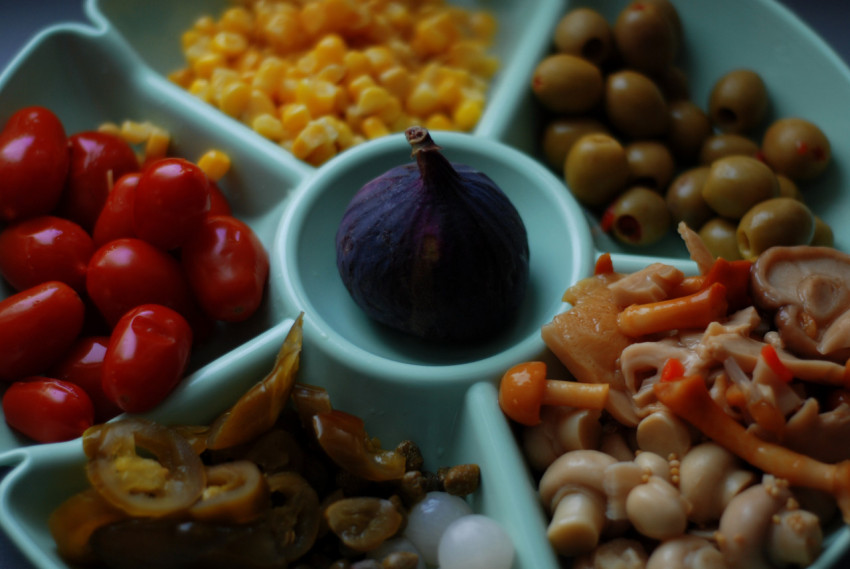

{"left": 0, "top": 0, "right": 849, "bottom": 568}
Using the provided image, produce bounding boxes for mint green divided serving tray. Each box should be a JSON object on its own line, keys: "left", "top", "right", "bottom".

{"left": 0, "top": 0, "right": 849, "bottom": 568}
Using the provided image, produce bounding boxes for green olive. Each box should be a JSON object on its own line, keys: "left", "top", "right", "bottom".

{"left": 698, "top": 217, "right": 742, "bottom": 261}
{"left": 605, "top": 70, "right": 669, "bottom": 139}
{"left": 761, "top": 117, "right": 831, "bottom": 181}
{"left": 625, "top": 140, "right": 675, "bottom": 191}
{"left": 736, "top": 197, "right": 815, "bottom": 260}
{"left": 607, "top": 186, "right": 671, "bottom": 246}
{"left": 698, "top": 133, "right": 759, "bottom": 165}
{"left": 708, "top": 69, "right": 769, "bottom": 134}
{"left": 613, "top": 0, "right": 678, "bottom": 75}
{"left": 776, "top": 174, "right": 802, "bottom": 201}
{"left": 656, "top": 66, "right": 690, "bottom": 101}
{"left": 810, "top": 216, "right": 834, "bottom": 247}
{"left": 553, "top": 7, "right": 614, "bottom": 66}
{"left": 666, "top": 100, "right": 712, "bottom": 164}
{"left": 702, "top": 155, "right": 779, "bottom": 219}
{"left": 531, "top": 53, "right": 603, "bottom": 114}
{"left": 541, "top": 117, "right": 609, "bottom": 173}
{"left": 665, "top": 166, "right": 713, "bottom": 230}
{"left": 565, "top": 133, "right": 629, "bottom": 208}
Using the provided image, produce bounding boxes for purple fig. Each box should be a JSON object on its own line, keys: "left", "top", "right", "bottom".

{"left": 335, "top": 127, "right": 529, "bottom": 343}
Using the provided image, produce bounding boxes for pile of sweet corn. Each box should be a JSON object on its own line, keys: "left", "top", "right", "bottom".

{"left": 168, "top": 0, "right": 500, "bottom": 166}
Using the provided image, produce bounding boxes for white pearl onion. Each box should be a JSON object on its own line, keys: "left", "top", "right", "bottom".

{"left": 437, "top": 514, "right": 515, "bottom": 569}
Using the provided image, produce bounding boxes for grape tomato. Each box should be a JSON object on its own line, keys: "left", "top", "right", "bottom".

{"left": 0, "top": 215, "right": 94, "bottom": 293}
{"left": 181, "top": 215, "right": 269, "bottom": 322}
{"left": 86, "top": 237, "right": 198, "bottom": 328}
{"left": 49, "top": 336, "right": 122, "bottom": 422}
{"left": 92, "top": 172, "right": 140, "bottom": 248}
{"left": 102, "top": 304, "right": 193, "bottom": 413}
{"left": 0, "top": 106, "right": 70, "bottom": 222}
{"left": 59, "top": 130, "right": 139, "bottom": 232}
{"left": 2, "top": 377, "right": 94, "bottom": 443}
{"left": 0, "top": 281, "right": 85, "bottom": 382}
{"left": 133, "top": 157, "right": 210, "bottom": 250}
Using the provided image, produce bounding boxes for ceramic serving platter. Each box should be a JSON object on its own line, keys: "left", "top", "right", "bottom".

{"left": 1, "top": 0, "right": 849, "bottom": 568}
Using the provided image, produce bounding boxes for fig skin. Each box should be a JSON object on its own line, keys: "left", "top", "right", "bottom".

{"left": 335, "top": 127, "right": 530, "bottom": 343}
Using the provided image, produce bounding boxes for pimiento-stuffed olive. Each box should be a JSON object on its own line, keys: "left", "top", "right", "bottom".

{"left": 613, "top": 0, "right": 678, "bottom": 75}
{"left": 604, "top": 186, "right": 671, "bottom": 246}
{"left": 604, "top": 70, "right": 669, "bottom": 139}
{"left": 565, "top": 133, "right": 629, "bottom": 208}
{"left": 666, "top": 100, "right": 712, "bottom": 165}
{"left": 625, "top": 140, "right": 676, "bottom": 191}
{"left": 698, "top": 133, "right": 760, "bottom": 165}
{"left": 736, "top": 197, "right": 815, "bottom": 260}
{"left": 541, "top": 117, "right": 608, "bottom": 173}
{"left": 701, "top": 155, "right": 779, "bottom": 219}
{"left": 553, "top": 7, "right": 614, "bottom": 66}
{"left": 531, "top": 53, "right": 603, "bottom": 114}
{"left": 708, "top": 69, "right": 769, "bottom": 134}
{"left": 761, "top": 117, "right": 831, "bottom": 181}
{"left": 698, "top": 218, "right": 742, "bottom": 261}
{"left": 665, "top": 167, "right": 713, "bottom": 230}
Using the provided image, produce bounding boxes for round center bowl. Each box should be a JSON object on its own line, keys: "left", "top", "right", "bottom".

{"left": 274, "top": 131, "right": 595, "bottom": 387}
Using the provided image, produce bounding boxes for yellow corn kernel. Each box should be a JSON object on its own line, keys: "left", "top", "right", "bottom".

{"left": 210, "top": 67, "right": 240, "bottom": 91}
{"left": 375, "top": 97, "right": 403, "bottom": 126}
{"left": 192, "top": 52, "right": 226, "bottom": 79}
{"left": 343, "top": 51, "right": 371, "bottom": 80}
{"left": 281, "top": 103, "right": 312, "bottom": 135}
{"left": 144, "top": 127, "right": 171, "bottom": 162}
{"left": 97, "top": 122, "right": 121, "bottom": 136}
{"left": 181, "top": 29, "right": 204, "bottom": 51}
{"left": 219, "top": 81, "right": 252, "bottom": 117}
{"left": 188, "top": 78, "right": 212, "bottom": 102}
{"left": 252, "top": 113, "right": 285, "bottom": 141}
{"left": 295, "top": 78, "right": 340, "bottom": 117}
{"left": 383, "top": 2, "right": 413, "bottom": 32}
{"left": 119, "top": 120, "right": 154, "bottom": 145}
{"left": 453, "top": 98, "right": 483, "bottom": 131}
{"left": 219, "top": 6, "right": 254, "bottom": 35}
{"left": 314, "top": 34, "right": 347, "bottom": 67}
{"left": 211, "top": 31, "right": 248, "bottom": 58}
{"left": 168, "top": 68, "right": 194, "bottom": 89}
{"left": 306, "top": 140, "right": 338, "bottom": 167}
{"left": 316, "top": 63, "right": 346, "bottom": 85}
{"left": 193, "top": 15, "right": 216, "bottom": 34}
{"left": 197, "top": 149, "right": 232, "bottom": 181}
{"left": 356, "top": 85, "right": 393, "bottom": 116}
{"left": 263, "top": 11, "right": 308, "bottom": 53}
{"left": 406, "top": 82, "right": 441, "bottom": 117}
{"left": 379, "top": 66, "right": 411, "bottom": 99}
{"left": 252, "top": 57, "right": 286, "bottom": 96}
{"left": 425, "top": 113, "right": 454, "bottom": 131}
{"left": 291, "top": 119, "right": 336, "bottom": 160}
{"left": 470, "top": 11, "right": 498, "bottom": 42}
{"left": 347, "top": 74, "right": 376, "bottom": 101}
{"left": 436, "top": 77, "right": 462, "bottom": 109}
{"left": 363, "top": 45, "right": 395, "bottom": 75}
{"left": 361, "top": 116, "right": 390, "bottom": 140}
{"left": 243, "top": 88, "right": 277, "bottom": 122}
{"left": 411, "top": 12, "right": 458, "bottom": 57}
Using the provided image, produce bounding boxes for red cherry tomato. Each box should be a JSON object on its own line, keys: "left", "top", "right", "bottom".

{"left": 0, "top": 106, "right": 69, "bottom": 222}
{"left": 102, "top": 304, "right": 193, "bottom": 413}
{"left": 0, "top": 281, "right": 85, "bottom": 381}
{"left": 59, "top": 130, "right": 139, "bottom": 231}
{"left": 2, "top": 377, "right": 94, "bottom": 442}
{"left": 0, "top": 215, "right": 94, "bottom": 293}
{"left": 86, "top": 237, "right": 198, "bottom": 328}
{"left": 133, "top": 157, "right": 210, "bottom": 250}
{"left": 182, "top": 215, "right": 269, "bottom": 322}
{"left": 92, "top": 172, "right": 140, "bottom": 247}
{"left": 208, "top": 181, "right": 233, "bottom": 217}
{"left": 49, "top": 336, "right": 122, "bottom": 422}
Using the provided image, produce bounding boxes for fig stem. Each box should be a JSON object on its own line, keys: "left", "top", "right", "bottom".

{"left": 404, "top": 126, "right": 461, "bottom": 190}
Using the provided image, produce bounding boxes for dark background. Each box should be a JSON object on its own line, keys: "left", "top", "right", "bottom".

{"left": 0, "top": 1, "right": 848, "bottom": 568}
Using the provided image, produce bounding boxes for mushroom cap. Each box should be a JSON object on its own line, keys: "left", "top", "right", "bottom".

{"left": 679, "top": 442, "right": 755, "bottom": 526}
{"left": 539, "top": 450, "right": 618, "bottom": 510}
{"left": 499, "top": 361, "right": 547, "bottom": 426}
{"left": 646, "top": 535, "right": 726, "bottom": 569}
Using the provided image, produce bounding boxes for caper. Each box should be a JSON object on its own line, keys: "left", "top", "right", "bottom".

{"left": 702, "top": 155, "right": 779, "bottom": 219}
{"left": 761, "top": 117, "right": 831, "bottom": 181}
{"left": 606, "top": 186, "right": 671, "bottom": 246}
{"left": 736, "top": 197, "right": 815, "bottom": 260}
{"left": 708, "top": 69, "right": 769, "bottom": 134}
{"left": 698, "top": 217, "right": 742, "bottom": 261}
{"left": 531, "top": 53, "right": 603, "bottom": 114}
{"left": 665, "top": 166, "right": 713, "bottom": 230}
{"left": 565, "top": 133, "right": 629, "bottom": 208}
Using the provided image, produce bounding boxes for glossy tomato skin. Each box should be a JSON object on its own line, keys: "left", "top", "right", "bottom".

{"left": 0, "top": 281, "right": 85, "bottom": 382}
{"left": 49, "top": 335, "right": 122, "bottom": 422}
{"left": 92, "top": 172, "right": 140, "bottom": 248}
{"left": 182, "top": 215, "right": 269, "bottom": 322}
{"left": 86, "top": 237, "right": 198, "bottom": 328}
{"left": 59, "top": 131, "right": 139, "bottom": 232}
{"left": 102, "top": 304, "right": 193, "bottom": 413}
{"left": 0, "top": 215, "right": 94, "bottom": 294}
{"left": 208, "top": 181, "right": 233, "bottom": 217}
{"left": 133, "top": 157, "right": 210, "bottom": 250}
{"left": 2, "top": 377, "right": 94, "bottom": 442}
{"left": 0, "top": 106, "right": 70, "bottom": 222}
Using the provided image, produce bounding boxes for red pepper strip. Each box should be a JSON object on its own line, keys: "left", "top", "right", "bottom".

{"left": 760, "top": 344, "right": 794, "bottom": 383}
{"left": 660, "top": 357, "right": 685, "bottom": 382}
{"left": 594, "top": 252, "right": 614, "bottom": 275}
{"left": 701, "top": 258, "right": 753, "bottom": 311}
{"left": 654, "top": 375, "right": 850, "bottom": 522}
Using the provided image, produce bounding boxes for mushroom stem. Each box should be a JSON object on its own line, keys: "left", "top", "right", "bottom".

{"left": 654, "top": 375, "right": 850, "bottom": 521}
{"left": 540, "top": 379, "right": 610, "bottom": 409}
